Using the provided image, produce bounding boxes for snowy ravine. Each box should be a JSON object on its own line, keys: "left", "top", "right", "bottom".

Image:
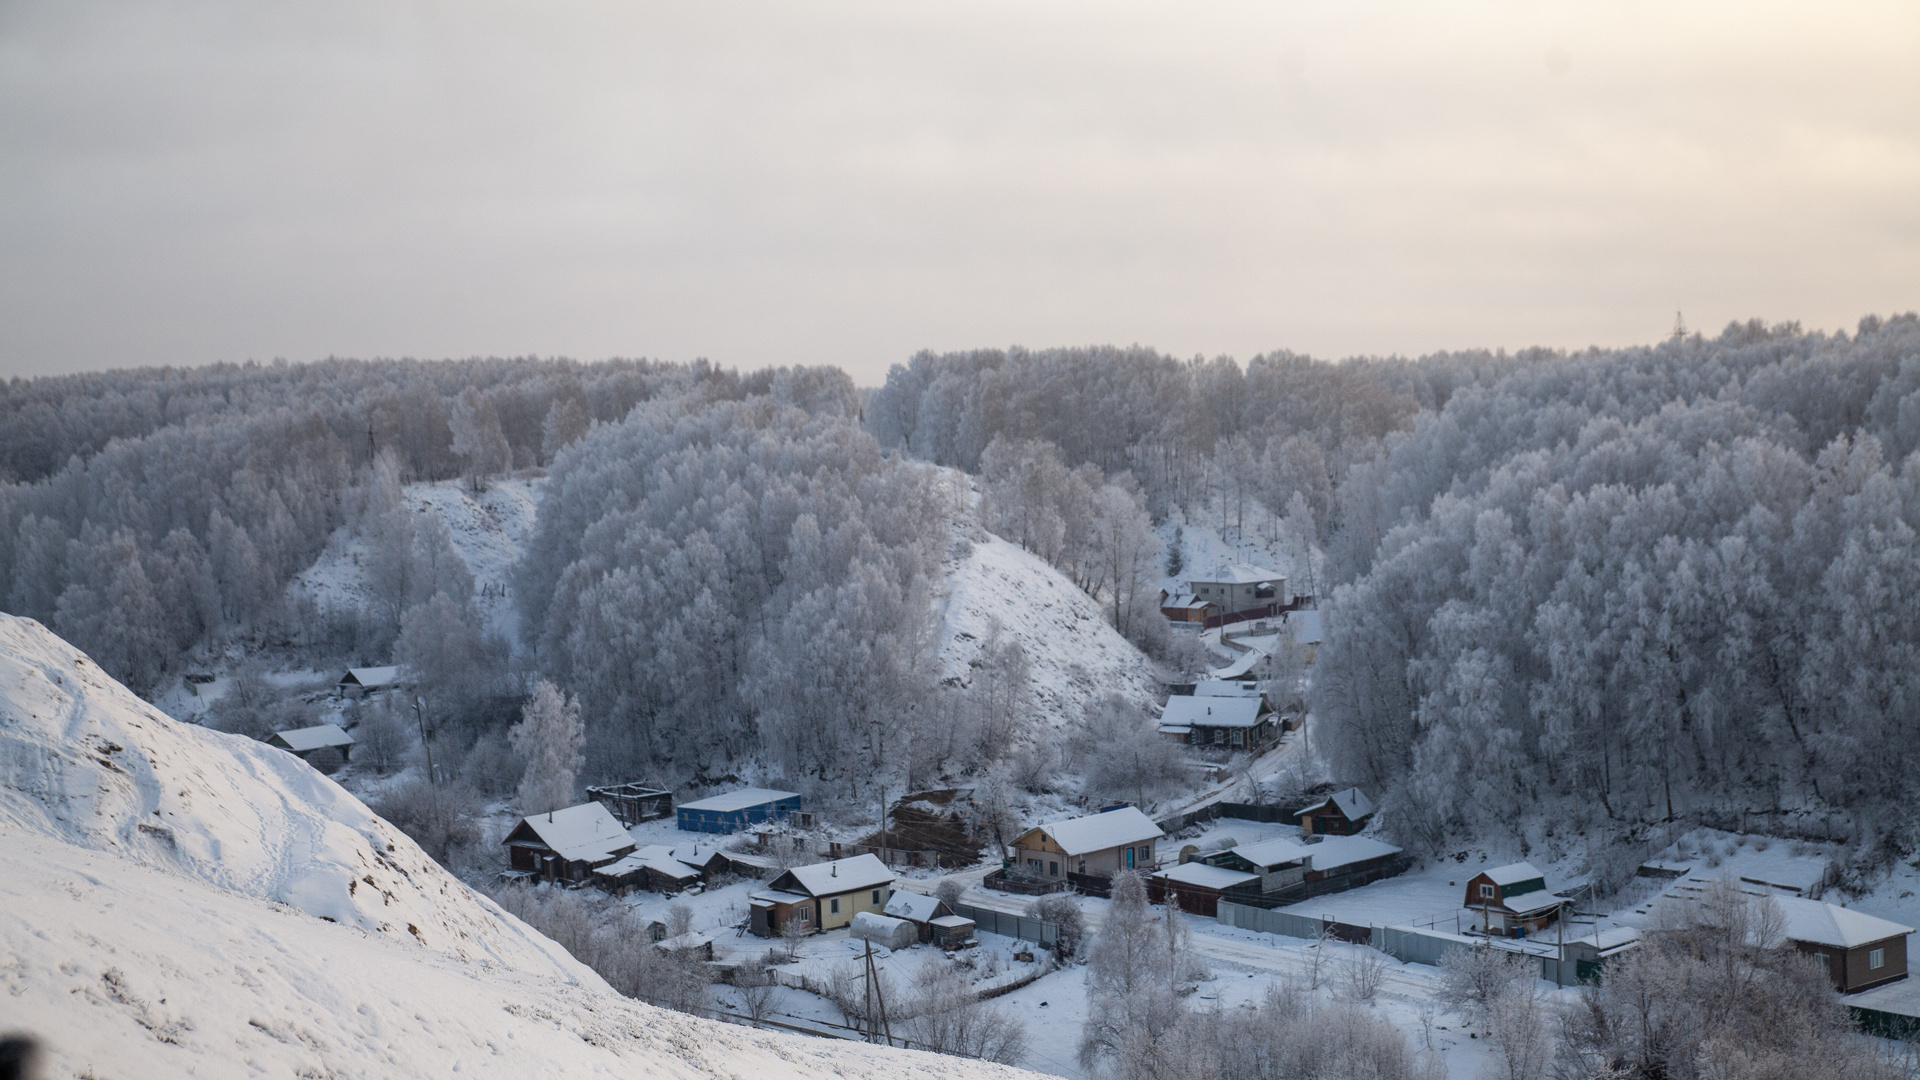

{"left": 289, "top": 476, "right": 542, "bottom": 646}
{"left": 0, "top": 614, "right": 1035, "bottom": 1080}
{"left": 933, "top": 473, "right": 1160, "bottom": 729}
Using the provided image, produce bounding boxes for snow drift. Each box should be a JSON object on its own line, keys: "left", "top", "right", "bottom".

{"left": 0, "top": 613, "right": 1034, "bottom": 1080}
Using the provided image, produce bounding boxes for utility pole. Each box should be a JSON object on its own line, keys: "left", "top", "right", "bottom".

{"left": 859, "top": 938, "right": 893, "bottom": 1046}
{"left": 412, "top": 696, "right": 435, "bottom": 786}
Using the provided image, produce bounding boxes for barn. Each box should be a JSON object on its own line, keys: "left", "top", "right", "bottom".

{"left": 676, "top": 787, "right": 802, "bottom": 834}
{"left": 268, "top": 724, "right": 354, "bottom": 763}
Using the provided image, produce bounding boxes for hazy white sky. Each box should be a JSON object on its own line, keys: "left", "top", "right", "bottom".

{"left": 1, "top": 1, "right": 1915, "bottom": 383}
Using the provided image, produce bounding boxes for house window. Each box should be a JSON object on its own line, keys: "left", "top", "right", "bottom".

{"left": 830, "top": 897, "right": 840, "bottom": 914}
{"left": 871, "top": 889, "right": 881, "bottom": 904}
{"left": 1028, "top": 858, "right": 1042, "bottom": 872}
{"left": 1479, "top": 883, "right": 1496, "bottom": 900}
{"left": 1049, "top": 861, "right": 1059, "bottom": 876}
{"left": 1869, "top": 948, "right": 1886, "bottom": 970}
{"left": 1078, "top": 860, "right": 1087, "bottom": 874}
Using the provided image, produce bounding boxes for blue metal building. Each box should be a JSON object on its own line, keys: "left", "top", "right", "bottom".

{"left": 675, "top": 787, "right": 803, "bottom": 834}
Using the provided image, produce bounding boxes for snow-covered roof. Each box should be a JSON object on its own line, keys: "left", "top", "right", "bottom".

{"left": 510, "top": 802, "right": 635, "bottom": 863}
{"left": 1298, "top": 786, "right": 1375, "bottom": 823}
{"left": 1157, "top": 724, "right": 1193, "bottom": 736}
{"left": 1194, "top": 680, "right": 1261, "bottom": 698}
{"left": 749, "top": 890, "right": 810, "bottom": 906}
{"left": 1161, "top": 695, "right": 1266, "bottom": 729}
{"left": 1301, "top": 835, "right": 1401, "bottom": 873}
{"left": 1288, "top": 609, "right": 1323, "bottom": 645}
{"left": 1500, "top": 892, "right": 1572, "bottom": 916}
{"left": 594, "top": 848, "right": 699, "bottom": 882}
{"left": 678, "top": 787, "right": 800, "bottom": 813}
{"left": 1190, "top": 562, "right": 1283, "bottom": 585}
{"left": 1479, "top": 862, "right": 1546, "bottom": 887}
{"left": 340, "top": 666, "right": 400, "bottom": 688}
{"left": 851, "top": 911, "right": 909, "bottom": 933}
{"left": 1775, "top": 896, "right": 1913, "bottom": 949}
{"left": 883, "top": 891, "right": 947, "bottom": 923}
{"left": 930, "top": 915, "right": 974, "bottom": 929}
{"left": 1223, "top": 836, "right": 1313, "bottom": 869}
{"left": 270, "top": 724, "right": 354, "bottom": 752}
{"left": 1154, "top": 862, "right": 1259, "bottom": 889}
{"left": 776, "top": 854, "right": 894, "bottom": 897}
{"left": 1161, "top": 593, "right": 1210, "bottom": 610}
{"left": 1030, "top": 806, "right": 1164, "bottom": 856}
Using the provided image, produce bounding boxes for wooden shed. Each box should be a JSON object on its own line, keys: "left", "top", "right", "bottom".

{"left": 1151, "top": 861, "right": 1260, "bottom": 916}
{"left": 268, "top": 724, "right": 355, "bottom": 763}
{"left": 1296, "top": 787, "right": 1375, "bottom": 837}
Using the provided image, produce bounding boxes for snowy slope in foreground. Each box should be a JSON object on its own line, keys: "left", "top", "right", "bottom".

{"left": 0, "top": 614, "right": 1033, "bottom": 1080}
{"left": 934, "top": 474, "right": 1159, "bottom": 728}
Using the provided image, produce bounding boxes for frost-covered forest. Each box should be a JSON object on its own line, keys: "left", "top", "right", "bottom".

{"left": 5, "top": 314, "right": 1920, "bottom": 866}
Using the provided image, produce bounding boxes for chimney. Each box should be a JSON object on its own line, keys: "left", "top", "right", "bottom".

{"left": 831, "top": 862, "right": 837, "bottom": 877}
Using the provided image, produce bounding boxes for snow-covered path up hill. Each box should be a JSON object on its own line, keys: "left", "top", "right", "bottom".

{"left": 0, "top": 614, "right": 1037, "bottom": 1080}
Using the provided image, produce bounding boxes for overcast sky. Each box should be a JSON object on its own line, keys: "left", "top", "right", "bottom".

{"left": 1, "top": 1, "right": 1915, "bottom": 384}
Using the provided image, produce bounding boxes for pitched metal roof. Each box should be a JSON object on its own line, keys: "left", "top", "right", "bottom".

{"left": 1298, "top": 786, "right": 1375, "bottom": 823}
{"left": 1028, "top": 806, "right": 1164, "bottom": 856}
{"left": 883, "top": 891, "right": 948, "bottom": 923}
{"left": 1190, "top": 562, "right": 1284, "bottom": 585}
{"left": 1154, "top": 862, "right": 1259, "bottom": 889}
{"left": 1479, "top": 861, "right": 1546, "bottom": 887}
{"left": 776, "top": 854, "right": 895, "bottom": 897}
{"left": 678, "top": 787, "right": 800, "bottom": 813}
{"left": 1193, "top": 680, "right": 1261, "bottom": 698}
{"left": 1160, "top": 695, "right": 1266, "bottom": 729}
{"left": 1775, "top": 896, "right": 1914, "bottom": 949}
{"left": 269, "top": 724, "right": 354, "bottom": 752}
{"left": 509, "top": 802, "right": 635, "bottom": 863}
{"left": 340, "top": 666, "right": 400, "bottom": 687}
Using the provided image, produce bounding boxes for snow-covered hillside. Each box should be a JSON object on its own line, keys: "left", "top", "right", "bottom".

{"left": 290, "top": 477, "right": 542, "bottom": 645}
{"left": 933, "top": 472, "right": 1160, "bottom": 728}
{"left": 0, "top": 613, "right": 1035, "bottom": 1080}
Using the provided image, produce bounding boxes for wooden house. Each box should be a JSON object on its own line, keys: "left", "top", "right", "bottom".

{"left": 1010, "top": 806, "right": 1163, "bottom": 884}
{"left": 1465, "top": 862, "right": 1571, "bottom": 937}
{"left": 590, "top": 842, "right": 732, "bottom": 895}
{"left": 1151, "top": 862, "right": 1261, "bottom": 916}
{"left": 1776, "top": 896, "right": 1912, "bottom": 994}
{"left": 676, "top": 787, "right": 802, "bottom": 834}
{"left": 883, "top": 891, "right": 957, "bottom": 943}
{"left": 1159, "top": 592, "right": 1216, "bottom": 624}
{"left": 1158, "top": 694, "right": 1277, "bottom": 750}
{"left": 748, "top": 853, "right": 895, "bottom": 936}
{"left": 502, "top": 802, "right": 637, "bottom": 884}
{"left": 1204, "top": 837, "right": 1313, "bottom": 896}
{"left": 268, "top": 723, "right": 355, "bottom": 763}
{"left": 929, "top": 914, "right": 976, "bottom": 948}
{"left": 336, "top": 665, "right": 401, "bottom": 699}
{"left": 1296, "top": 787, "right": 1375, "bottom": 837}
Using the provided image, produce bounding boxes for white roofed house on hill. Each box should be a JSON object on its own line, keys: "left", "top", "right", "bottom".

{"left": 1158, "top": 693, "right": 1278, "bottom": 751}
{"left": 266, "top": 723, "right": 354, "bottom": 765}
{"left": 502, "top": 802, "right": 637, "bottom": 884}
{"left": 1001, "top": 806, "right": 1164, "bottom": 892}
{"left": 1465, "top": 862, "right": 1572, "bottom": 938}
{"left": 1187, "top": 562, "right": 1288, "bottom": 617}
{"left": 336, "top": 665, "right": 401, "bottom": 698}
{"left": 1772, "top": 895, "right": 1913, "bottom": 994}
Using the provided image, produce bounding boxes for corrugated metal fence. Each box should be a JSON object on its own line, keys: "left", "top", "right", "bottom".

{"left": 951, "top": 902, "right": 1058, "bottom": 949}
{"left": 1376, "top": 925, "right": 1477, "bottom": 967}
{"left": 1216, "top": 901, "right": 1328, "bottom": 941}
{"left": 1217, "top": 902, "right": 1484, "bottom": 969}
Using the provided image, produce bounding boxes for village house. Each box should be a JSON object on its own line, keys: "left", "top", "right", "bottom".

{"left": 1158, "top": 694, "right": 1277, "bottom": 750}
{"left": 748, "top": 853, "right": 895, "bottom": 936}
{"left": 590, "top": 842, "right": 736, "bottom": 895}
{"left": 1187, "top": 562, "right": 1288, "bottom": 615}
{"left": 1203, "top": 833, "right": 1406, "bottom": 898}
{"left": 1151, "top": 861, "right": 1261, "bottom": 916}
{"left": 502, "top": 802, "right": 637, "bottom": 884}
{"left": 676, "top": 787, "right": 802, "bottom": 834}
{"left": 1158, "top": 591, "right": 1216, "bottom": 624}
{"left": 1775, "top": 895, "right": 1912, "bottom": 994}
{"left": 268, "top": 723, "right": 354, "bottom": 763}
{"left": 1297, "top": 787, "right": 1376, "bottom": 836}
{"left": 1465, "top": 862, "right": 1572, "bottom": 937}
{"left": 1010, "top": 805, "right": 1164, "bottom": 883}
{"left": 336, "top": 665, "right": 401, "bottom": 699}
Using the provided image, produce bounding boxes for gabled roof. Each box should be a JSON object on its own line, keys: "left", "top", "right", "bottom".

{"left": 1298, "top": 787, "right": 1375, "bottom": 823}
{"left": 1161, "top": 593, "right": 1211, "bottom": 610}
{"left": 270, "top": 724, "right": 354, "bottom": 752}
{"left": 1190, "top": 562, "right": 1283, "bottom": 585}
{"left": 678, "top": 787, "right": 800, "bottom": 813}
{"left": 1154, "top": 862, "right": 1259, "bottom": 889}
{"left": 1300, "top": 835, "right": 1401, "bottom": 873}
{"left": 773, "top": 854, "right": 894, "bottom": 898}
{"left": 1220, "top": 836, "right": 1314, "bottom": 870}
{"left": 884, "top": 891, "right": 950, "bottom": 923}
{"left": 505, "top": 802, "right": 635, "bottom": 864}
{"left": 1161, "top": 696, "right": 1267, "bottom": 729}
{"left": 1026, "top": 806, "right": 1164, "bottom": 857}
{"left": 1775, "top": 896, "right": 1914, "bottom": 949}
{"left": 1193, "top": 680, "right": 1262, "bottom": 698}
{"left": 1478, "top": 861, "right": 1546, "bottom": 887}
{"left": 340, "top": 665, "right": 400, "bottom": 688}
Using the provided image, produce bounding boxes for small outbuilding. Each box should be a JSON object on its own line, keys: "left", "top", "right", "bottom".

{"left": 1010, "top": 805, "right": 1164, "bottom": 882}
{"left": 1776, "top": 895, "right": 1912, "bottom": 994}
{"left": 1159, "top": 592, "right": 1216, "bottom": 624}
{"left": 654, "top": 931, "right": 716, "bottom": 962}
{"left": 268, "top": 724, "right": 355, "bottom": 763}
{"left": 1151, "top": 861, "right": 1261, "bottom": 916}
{"left": 503, "top": 802, "right": 637, "bottom": 884}
{"left": 929, "top": 914, "right": 977, "bottom": 948}
{"left": 336, "top": 666, "right": 401, "bottom": 698}
{"left": 1466, "top": 862, "right": 1571, "bottom": 937}
{"left": 884, "top": 891, "right": 957, "bottom": 943}
{"left": 851, "top": 911, "right": 918, "bottom": 951}
{"left": 1296, "top": 787, "right": 1375, "bottom": 837}
{"left": 676, "top": 787, "right": 803, "bottom": 834}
